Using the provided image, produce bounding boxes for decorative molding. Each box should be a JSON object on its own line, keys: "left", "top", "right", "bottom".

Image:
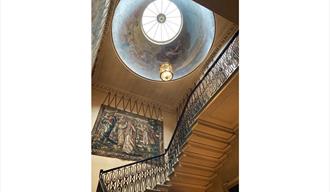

{"left": 92, "top": 83, "right": 176, "bottom": 113}
{"left": 94, "top": 85, "right": 166, "bottom": 120}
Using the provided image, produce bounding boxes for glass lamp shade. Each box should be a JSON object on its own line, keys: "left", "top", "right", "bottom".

{"left": 160, "top": 63, "right": 173, "bottom": 81}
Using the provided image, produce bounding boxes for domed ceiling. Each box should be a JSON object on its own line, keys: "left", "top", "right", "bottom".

{"left": 112, "top": 0, "right": 215, "bottom": 81}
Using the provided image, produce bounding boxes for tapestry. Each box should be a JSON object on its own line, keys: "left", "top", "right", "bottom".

{"left": 92, "top": 105, "right": 164, "bottom": 160}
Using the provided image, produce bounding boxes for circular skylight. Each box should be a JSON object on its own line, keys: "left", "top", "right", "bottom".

{"left": 141, "top": 0, "right": 183, "bottom": 45}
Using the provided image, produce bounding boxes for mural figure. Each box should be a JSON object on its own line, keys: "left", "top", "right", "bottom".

{"left": 122, "top": 120, "right": 137, "bottom": 154}
{"left": 100, "top": 113, "right": 117, "bottom": 144}
{"left": 92, "top": 105, "right": 163, "bottom": 160}
{"left": 141, "top": 124, "right": 156, "bottom": 152}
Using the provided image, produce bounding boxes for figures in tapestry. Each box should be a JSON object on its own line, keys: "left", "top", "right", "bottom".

{"left": 92, "top": 105, "right": 163, "bottom": 161}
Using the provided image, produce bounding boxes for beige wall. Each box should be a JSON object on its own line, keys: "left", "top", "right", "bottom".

{"left": 209, "top": 137, "right": 238, "bottom": 192}
{"left": 91, "top": 87, "right": 177, "bottom": 192}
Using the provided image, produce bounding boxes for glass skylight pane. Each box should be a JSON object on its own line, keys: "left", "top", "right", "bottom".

{"left": 141, "top": 0, "right": 182, "bottom": 45}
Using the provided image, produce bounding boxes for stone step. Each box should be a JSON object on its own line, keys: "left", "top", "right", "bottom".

{"left": 156, "top": 183, "right": 172, "bottom": 190}
{"left": 145, "top": 188, "right": 162, "bottom": 192}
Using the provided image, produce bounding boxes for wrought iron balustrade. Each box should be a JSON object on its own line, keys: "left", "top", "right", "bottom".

{"left": 98, "top": 31, "right": 239, "bottom": 192}
{"left": 99, "top": 154, "right": 169, "bottom": 192}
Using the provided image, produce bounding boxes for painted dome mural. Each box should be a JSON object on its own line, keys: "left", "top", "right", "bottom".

{"left": 112, "top": 0, "right": 215, "bottom": 81}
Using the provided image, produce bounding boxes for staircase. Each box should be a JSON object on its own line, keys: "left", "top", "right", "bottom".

{"left": 144, "top": 72, "right": 238, "bottom": 192}
{"left": 97, "top": 32, "right": 239, "bottom": 192}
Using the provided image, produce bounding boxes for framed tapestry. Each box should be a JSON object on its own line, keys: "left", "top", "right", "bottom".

{"left": 92, "top": 104, "right": 164, "bottom": 161}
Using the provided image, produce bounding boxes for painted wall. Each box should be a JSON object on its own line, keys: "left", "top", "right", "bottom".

{"left": 91, "top": 87, "right": 177, "bottom": 192}
{"left": 209, "top": 137, "right": 238, "bottom": 192}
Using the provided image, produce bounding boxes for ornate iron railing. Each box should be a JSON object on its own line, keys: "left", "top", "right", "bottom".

{"left": 98, "top": 31, "right": 239, "bottom": 192}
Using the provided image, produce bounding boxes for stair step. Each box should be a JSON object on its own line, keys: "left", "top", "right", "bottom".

{"left": 180, "top": 161, "right": 214, "bottom": 172}
{"left": 157, "top": 184, "right": 172, "bottom": 188}
{"left": 171, "top": 174, "right": 210, "bottom": 186}
{"left": 191, "top": 130, "right": 232, "bottom": 144}
{"left": 145, "top": 189, "right": 162, "bottom": 192}
{"left": 171, "top": 181, "right": 207, "bottom": 191}
{"left": 180, "top": 151, "right": 228, "bottom": 169}
{"left": 183, "top": 144, "right": 226, "bottom": 159}
{"left": 189, "top": 135, "right": 231, "bottom": 151}
{"left": 155, "top": 183, "right": 172, "bottom": 191}
{"left": 175, "top": 163, "right": 214, "bottom": 177}
{"left": 183, "top": 151, "right": 223, "bottom": 162}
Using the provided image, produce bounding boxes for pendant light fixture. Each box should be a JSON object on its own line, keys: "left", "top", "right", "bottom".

{"left": 160, "top": 63, "right": 173, "bottom": 81}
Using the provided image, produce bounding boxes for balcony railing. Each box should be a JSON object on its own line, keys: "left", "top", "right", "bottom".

{"left": 98, "top": 31, "right": 239, "bottom": 192}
